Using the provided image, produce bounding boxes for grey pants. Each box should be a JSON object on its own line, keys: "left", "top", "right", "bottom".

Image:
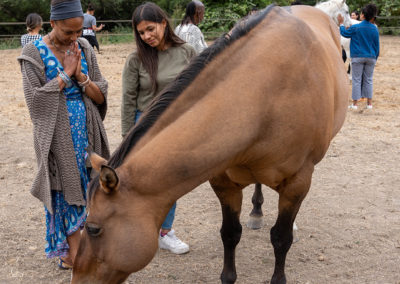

{"left": 351, "top": 57, "right": 377, "bottom": 100}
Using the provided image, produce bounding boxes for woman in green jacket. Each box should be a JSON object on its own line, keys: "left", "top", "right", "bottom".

{"left": 121, "top": 2, "right": 196, "bottom": 255}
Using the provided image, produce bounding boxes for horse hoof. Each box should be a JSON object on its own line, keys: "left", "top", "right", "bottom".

{"left": 292, "top": 230, "right": 300, "bottom": 244}
{"left": 271, "top": 274, "right": 286, "bottom": 284}
{"left": 246, "top": 216, "right": 263, "bottom": 230}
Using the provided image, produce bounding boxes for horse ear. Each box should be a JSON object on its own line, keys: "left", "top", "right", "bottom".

{"left": 99, "top": 165, "right": 119, "bottom": 194}
{"left": 89, "top": 152, "right": 107, "bottom": 172}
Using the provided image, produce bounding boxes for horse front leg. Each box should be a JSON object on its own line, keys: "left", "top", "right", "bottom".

{"left": 209, "top": 174, "right": 245, "bottom": 284}
{"left": 247, "top": 183, "right": 299, "bottom": 242}
{"left": 270, "top": 163, "right": 313, "bottom": 284}
{"left": 247, "top": 183, "right": 264, "bottom": 229}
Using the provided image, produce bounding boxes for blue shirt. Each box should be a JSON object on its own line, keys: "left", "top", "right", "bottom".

{"left": 340, "top": 20, "right": 379, "bottom": 59}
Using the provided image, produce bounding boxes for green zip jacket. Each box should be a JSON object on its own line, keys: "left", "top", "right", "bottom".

{"left": 121, "top": 43, "right": 196, "bottom": 137}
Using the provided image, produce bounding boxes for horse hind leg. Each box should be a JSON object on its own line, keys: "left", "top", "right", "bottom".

{"left": 247, "top": 183, "right": 264, "bottom": 230}
{"left": 270, "top": 163, "right": 314, "bottom": 284}
{"left": 209, "top": 173, "right": 245, "bottom": 284}
{"left": 247, "top": 183, "right": 299, "bottom": 243}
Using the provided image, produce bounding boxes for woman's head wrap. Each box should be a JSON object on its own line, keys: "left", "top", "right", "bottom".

{"left": 50, "top": 0, "right": 84, "bottom": 20}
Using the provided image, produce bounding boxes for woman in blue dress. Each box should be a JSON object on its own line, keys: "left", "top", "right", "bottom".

{"left": 18, "top": 0, "right": 109, "bottom": 269}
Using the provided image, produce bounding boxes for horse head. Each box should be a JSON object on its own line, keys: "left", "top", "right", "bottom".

{"left": 316, "top": 0, "right": 352, "bottom": 27}
{"left": 71, "top": 153, "right": 160, "bottom": 284}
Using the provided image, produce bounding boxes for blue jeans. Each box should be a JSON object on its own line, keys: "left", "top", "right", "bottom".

{"left": 351, "top": 57, "right": 376, "bottom": 101}
{"left": 135, "top": 111, "right": 176, "bottom": 230}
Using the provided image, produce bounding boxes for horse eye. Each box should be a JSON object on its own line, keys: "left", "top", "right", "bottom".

{"left": 85, "top": 223, "right": 103, "bottom": 237}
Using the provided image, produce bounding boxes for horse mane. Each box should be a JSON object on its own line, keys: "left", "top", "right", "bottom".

{"left": 88, "top": 4, "right": 276, "bottom": 201}
{"left": 315, "top": 0, "right": 345, "bottom": 25}
{"left": 315, "top": 0, "right": 337, "bottom": 10}
{"left": 315, "top": 0, "right": 344, "bottom": 14}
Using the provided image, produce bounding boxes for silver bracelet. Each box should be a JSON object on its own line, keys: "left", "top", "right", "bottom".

{"left": 82, "top": 81, "right": 91, "bottom": 93}
{"left": 78, "top": 74, "right": 91, "bottom": 93}
{"left": 57, "top": 67, "right": 73, "bottom": 88}
{"left": 78, "top": 74, "right": 90, "bottom": 87}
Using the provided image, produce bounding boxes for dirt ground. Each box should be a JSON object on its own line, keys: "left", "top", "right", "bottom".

{"left": 0, "top": 35, "right": 399, "bottom": 284}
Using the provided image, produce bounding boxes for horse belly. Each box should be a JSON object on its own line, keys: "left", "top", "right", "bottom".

{"left": 341, "top": 36, "right": 350, "bottom": 57}
{"left": 225, "top": 166, "right": 257, "bottom": 185}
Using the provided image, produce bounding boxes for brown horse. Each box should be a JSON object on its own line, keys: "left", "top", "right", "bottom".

{"left": 72, "top": 4, "right": 348, "bottom": 284}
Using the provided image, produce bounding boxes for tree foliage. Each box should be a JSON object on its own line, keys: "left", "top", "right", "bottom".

{"left": 0, "top": 0, "right": 399, "bottom": 37}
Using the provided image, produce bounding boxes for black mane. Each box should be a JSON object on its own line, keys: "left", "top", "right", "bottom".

{"left": 88, "top": 4, "right": 275, "bottom": 201}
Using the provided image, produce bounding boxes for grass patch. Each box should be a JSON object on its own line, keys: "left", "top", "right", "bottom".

{"left": 98, "top": 26, "right": 134, "bottom": 45}
{"left": 0, "top": 37, "right": 21, "bottom": 50}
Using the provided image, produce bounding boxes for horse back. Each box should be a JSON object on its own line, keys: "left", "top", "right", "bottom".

{"left": 212, "top": 6, "right": 348, "bottom": 153}
{"left": 207, "top": 6, "right": 348, "bottom": 184}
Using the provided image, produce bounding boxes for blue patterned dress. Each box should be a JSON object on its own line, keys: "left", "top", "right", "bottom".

{"left": 34, "top": 39, "right": 90, "bottom": 258}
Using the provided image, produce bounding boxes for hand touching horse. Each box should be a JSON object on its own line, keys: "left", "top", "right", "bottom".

{"left": 72, "top": 4, "right": 348, "bottom": 284}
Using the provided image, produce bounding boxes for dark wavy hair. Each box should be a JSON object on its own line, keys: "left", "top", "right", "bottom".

{"left": 132, "top": 2, "right": 184, "bottom": 91}
{"left": 361, "top": 4, "right": 378, "bottom": 21}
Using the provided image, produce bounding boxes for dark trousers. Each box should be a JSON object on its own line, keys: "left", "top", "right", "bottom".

{"left": 82, "top": 35, "right": 100, "bottom": 52}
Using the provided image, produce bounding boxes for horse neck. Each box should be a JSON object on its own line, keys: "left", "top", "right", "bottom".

{"left": 124, "top": 93, "right": 235, "bottom": 203}
{"left": 316, "top": 2, "right": 339, "bottom": 25}
{"left": 123, "top": 36, "right": 256, "bottom": 205}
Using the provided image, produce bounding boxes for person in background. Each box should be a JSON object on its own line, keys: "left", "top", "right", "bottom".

{"left": 291, "top": 0, "right": 303, "bottom": 5}
{"left": 21, "top": 13, "right": 43, "bottom": 47}
{"left": 18, "top": 0, "right": 109, "bottom": 269}
{"left": 338, "top": 3, "right": 379, "bottom": 110}
{"left": 248, "top": 6, "right": 258, "bottom": 15}
{"left": 122, "top": 2, "right": 196, "bottom": 254}
{"left": 174, "top": 0, "right": 207, "bottom": 54}
{"left": 351, "top": 10, "right": 360, "bottom": 21}
{"left": 82, "top": 3, "right": 104, "bottom": 53}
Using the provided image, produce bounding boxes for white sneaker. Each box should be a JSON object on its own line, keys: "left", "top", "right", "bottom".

{"left": 348, "top": 104, "right": 358, "bottom": 110}
{"left": 158, "top": 229, "right": 189, "bottom": 254}
{"left": 366, "top": 105, "right": 373, "bottom": 109}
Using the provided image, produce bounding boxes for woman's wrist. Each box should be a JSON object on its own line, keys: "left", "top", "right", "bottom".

{"left": 78, "top": 73, "right": 91, "bottom": 92}
{"left": 76, "top": 72, "right": 87, "bottom": 83}
{"left": 57, "top": 76, "right": 66, "bottom": 89}
{"left": 63, "top": 68, "right": 75, "bottom": 77}
{"left": 57, "top": 68, "right": 73, "bottom": 88}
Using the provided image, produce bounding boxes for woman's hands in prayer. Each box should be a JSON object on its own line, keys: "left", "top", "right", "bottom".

{"left": 63, "top": 42, "right": 85, "bottom": 81}
{"left": 63, "top": 42, "right": 80, "bottom": 77}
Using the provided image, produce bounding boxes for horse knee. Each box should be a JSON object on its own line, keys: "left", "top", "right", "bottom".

{"left": 220, "top": 223, "right": 242, "bottom": 247}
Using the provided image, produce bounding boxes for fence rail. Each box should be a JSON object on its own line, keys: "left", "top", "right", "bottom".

{"left": 1, "top": 16, "right": 399, "bottom": 40}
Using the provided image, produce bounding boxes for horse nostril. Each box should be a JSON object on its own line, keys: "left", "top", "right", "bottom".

{"left": 85, "top": 223, "right": 103, "bottom": 237}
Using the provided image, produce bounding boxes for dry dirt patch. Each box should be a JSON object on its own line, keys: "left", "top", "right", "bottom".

{"left": 0, "top": 36, "right": 399, "bottom": 283}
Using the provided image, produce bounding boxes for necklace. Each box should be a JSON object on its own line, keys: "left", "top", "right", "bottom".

{"left": 48, "top": 34, "right": 70, "bottom": 53}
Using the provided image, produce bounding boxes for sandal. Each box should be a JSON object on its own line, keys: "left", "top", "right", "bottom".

{"left": 58, "top": 257, "right": 73, "bottom": 270}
